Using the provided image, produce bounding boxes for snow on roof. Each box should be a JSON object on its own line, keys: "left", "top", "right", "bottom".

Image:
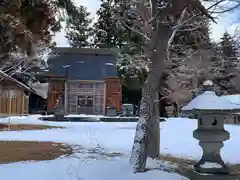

{"left": 203, "top": 80, "right": 213, "bottom": 86}
{"left": 0, "top": 70, "right": 32, "bottom": 92}
{"left": 122, "top": 103, "right": 133, "bottom": 106}
{"left": 220, "top": 94, "right": 240, "bottom": 105}
{"left": 30, "top": 82, "right": 48, "bottom": 99}
{"left": 182, "top": 91, "right": 240, "bottom": 111}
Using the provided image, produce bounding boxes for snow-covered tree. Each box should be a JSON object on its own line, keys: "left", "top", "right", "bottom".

{"left": 93, "top": 0, "right": 127, "bottom": 48}
{"left": 161, "top": 15, "right": 212, "bottom": 113}
{"left": 0, "top": 0, "right": 79, "bottom": 77}
{"left": 114, "top": 0, "right": 216, "bottom": 172}
{"left": 215, "top": 32, "right": 240, "bottom": 94}
{"left": 116, "top": 53, "right": 148, "bottom": 90}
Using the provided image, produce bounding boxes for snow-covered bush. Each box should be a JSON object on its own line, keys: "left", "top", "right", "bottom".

{"left": 116, "top": 53, "right": 148, "bottom": 90}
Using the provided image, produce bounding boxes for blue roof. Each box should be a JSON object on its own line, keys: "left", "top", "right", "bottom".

{"left": 47, "top": 48, "right": 118, "bottom": 81}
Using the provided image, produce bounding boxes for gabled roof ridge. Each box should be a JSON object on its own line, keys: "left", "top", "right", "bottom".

{"left": 52, "top": 47, "right": 119, "bottom": 55}
{"left": 0, "top": 70, "right": 32, "bottom": 92}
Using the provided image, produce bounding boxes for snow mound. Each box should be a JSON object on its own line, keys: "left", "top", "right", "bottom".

{"left": 203, "top": 80, "right": 213, "bottom": 86}
{"left": 0, "top": 115, "right": 44, "bottom": 125}
{"left": 200, "top": 162, "right": 222, "bottom": 168}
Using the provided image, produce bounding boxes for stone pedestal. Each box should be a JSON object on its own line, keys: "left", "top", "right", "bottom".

{"left": 193, "top": 113, "right": 230, "bottom": 174}
{"left": 54, "top": 97, "right": 65, "bottom": 121}
{"left": 193, "top": 130, "right": 230, "bottom": 174}
{"left": 107, "top": 107, "right": 117, "bottom": 116}
{"left": 122, "top": 104, "right": 134, "bottom": 116}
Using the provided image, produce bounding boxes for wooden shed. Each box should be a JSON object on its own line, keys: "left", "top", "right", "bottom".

{"left": 0, "top": 71, "right": 32, "bottom": 116}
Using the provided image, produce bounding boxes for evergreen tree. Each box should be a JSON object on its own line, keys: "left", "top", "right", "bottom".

{"left": 93, "top": 0, "right": 123, "bottom": 48}
{"left": 65, "top": 5, "right": 93, "bottom": 47}
{"left": 221, "top": 32, "right": 238, "bottom": 70}
{"left": 93, "top": 0, "right": 144, "bottom": 50}
{"left": 216, "top": 32, "right": 240, "bottom": 94}
{"left": 0, "top": 0, "right": 79, "bottom": 75}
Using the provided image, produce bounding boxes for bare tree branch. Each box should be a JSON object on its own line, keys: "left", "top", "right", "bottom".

{"left": 207, "top": 0, "right": 240, "bottom": 13}
{"left": 120, "top": 19, "right": 150, "bottom": 40}
{"left": 167, "top": 8, "right": 188, "bottom": 61}
{"left": 147, "top": 2, "right": 169, "bottom": 24}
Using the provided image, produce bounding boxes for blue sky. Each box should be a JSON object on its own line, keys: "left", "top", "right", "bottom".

{"left": 54, "top": 0, "right": 240, "bottom": 47}
{"left": 210, "top": 2, "right": 240, "bottom": 40}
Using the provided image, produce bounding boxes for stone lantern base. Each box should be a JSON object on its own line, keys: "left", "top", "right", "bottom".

{"left": 194, "top": 153, "right": 230, "bottom": 174}
{"left": 193, "top": 129, "right": 230, "bottom": 174}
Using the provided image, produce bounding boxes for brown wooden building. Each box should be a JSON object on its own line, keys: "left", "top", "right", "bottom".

{"left": 0, "top": 71, "right": 32, "bottom": 116}
{"left": 46, "top": 48, "right": 122, "bottom": 115}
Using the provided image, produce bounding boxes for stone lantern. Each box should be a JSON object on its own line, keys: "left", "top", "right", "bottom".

{"left": 182, "top": 91, "right": 240, "bottom": 174}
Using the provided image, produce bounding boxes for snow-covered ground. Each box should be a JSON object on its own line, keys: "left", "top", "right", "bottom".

{"left": 0, "top": 156, "right": 186, "bottom": 180}
{"left": 161, "top": 118, "right": 240, "bottom": 164}
{"left": 42, "top": 114, "right": 104, "bottom": 120}
{"left": 0, "top": 115, "right": 190, "bottom": 180}
{"left": 0, "top": 115, "right": 239, "bottom": 179}
{"left": 0, "top": 115, "right": 239, "bottom": 164}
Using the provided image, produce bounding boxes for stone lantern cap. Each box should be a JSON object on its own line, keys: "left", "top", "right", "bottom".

{"left": 203, "top": 80, "right": 213, "bottom": 86}
{"left": 182, "top": 91, "right": 240, "bottom": 112}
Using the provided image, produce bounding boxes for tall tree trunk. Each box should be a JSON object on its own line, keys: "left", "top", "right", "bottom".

{"left": 130, "top": 87, "right": 149, "bottom": 172}
{"left": 130, "top": 25, "right": 171, "bottom": 172}
{"left": 130, "top": 68, "right": 160, "bottom": 172}
{"left": 146, "top": 66, "right": 160, "bottom": 159}
{"left": 146, "top": 25, "right": 172, "bottom": 159}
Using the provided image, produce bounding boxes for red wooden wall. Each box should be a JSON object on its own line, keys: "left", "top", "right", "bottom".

{"left": 47, "top": 79, "right": 65, "bottom": 113}
{"left": 104, "top": 77, "right": 121, "bottom": 112}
